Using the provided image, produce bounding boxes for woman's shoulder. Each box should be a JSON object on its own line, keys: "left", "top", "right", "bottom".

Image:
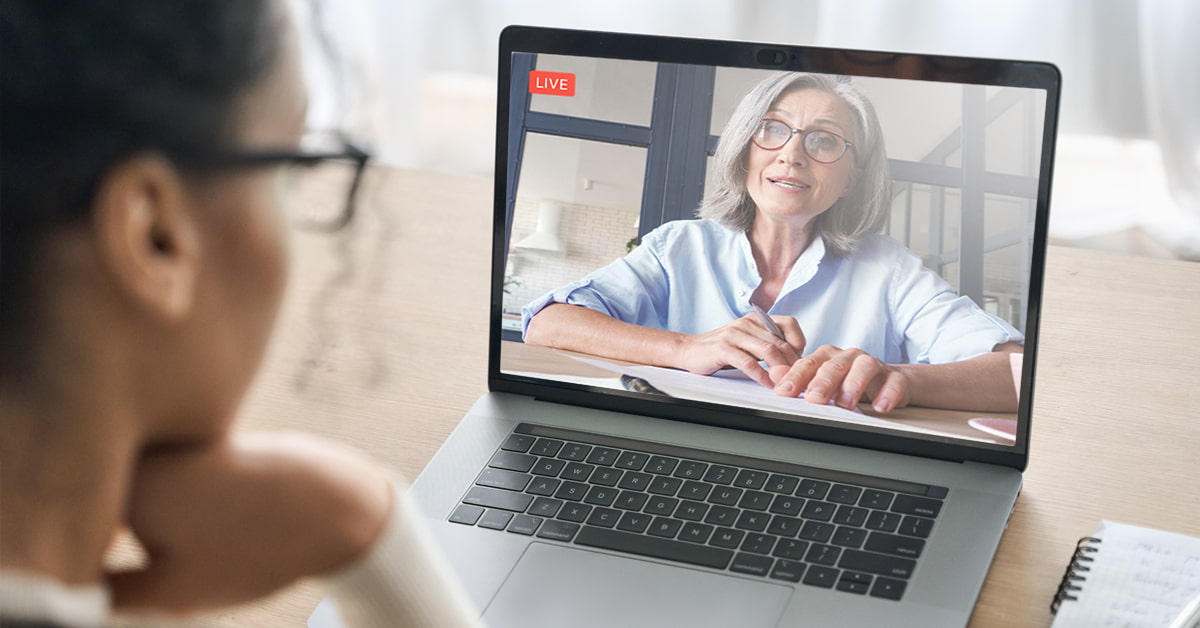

{"left": 847, "top": 233, "right": 914, "bottom": 260}
{"left": 642, "top": 218, "right": 739, "bottom": 247}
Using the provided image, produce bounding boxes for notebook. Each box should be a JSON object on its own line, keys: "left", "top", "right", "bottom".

{"left": 1051, "top": 520, "right": 1200, "bottom": 627}
{"left": 310, "top": 26, "right": 1061, "bottom": 628}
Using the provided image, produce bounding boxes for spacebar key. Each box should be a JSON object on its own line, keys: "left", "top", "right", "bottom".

{"left": 575, "top": 526, "right": 734, "bottom": 569}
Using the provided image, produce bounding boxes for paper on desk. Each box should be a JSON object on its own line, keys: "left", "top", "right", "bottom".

{"left": 542, "top": 353, "right": 967, "bottom": 438}
{"left": 1052, "top": 520, "right": 1200, "bottom": 627}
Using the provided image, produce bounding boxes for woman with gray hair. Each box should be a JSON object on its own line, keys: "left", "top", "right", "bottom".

{"left": 523, "top": 72, "right": 1022, "bottom": 415}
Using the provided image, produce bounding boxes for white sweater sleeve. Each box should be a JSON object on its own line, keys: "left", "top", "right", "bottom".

{"left": 317, "top": 481, "right": 485, "bottom": 628}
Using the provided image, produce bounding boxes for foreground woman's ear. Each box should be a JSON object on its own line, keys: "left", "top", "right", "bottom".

{"left": 90, "top": 154, "right": 202, "bottom": 323}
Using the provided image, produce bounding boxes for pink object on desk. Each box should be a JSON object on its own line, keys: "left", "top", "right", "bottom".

{"left": 969, "top": 417, "right": 1018, "bottom": 441}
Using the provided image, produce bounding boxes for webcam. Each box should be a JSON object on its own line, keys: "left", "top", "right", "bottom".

{"left": 756, "top": 48, "right": 787, "bottom": 66}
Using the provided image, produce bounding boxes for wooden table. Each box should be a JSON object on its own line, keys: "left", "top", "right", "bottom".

{"left": 147, "top": 167, "right": 1200, "bottom": 627}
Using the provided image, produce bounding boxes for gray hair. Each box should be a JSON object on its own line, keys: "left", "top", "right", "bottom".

{"left": 698, "top": 72, "right": 891, "bottom": 256}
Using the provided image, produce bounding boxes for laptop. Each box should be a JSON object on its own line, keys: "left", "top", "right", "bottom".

{"left": 312, "top": 26, "right": 1060, "bottom": 628}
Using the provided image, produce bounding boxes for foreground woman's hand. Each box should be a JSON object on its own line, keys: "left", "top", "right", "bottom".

{"left": 769, "top": 344, "right": 911, "bottom": 413}
{"left": 677, "top": 313, "right": 807, "bottom": 389}
{"left": 108, "top": 431, "right": 392, "bottom": 615}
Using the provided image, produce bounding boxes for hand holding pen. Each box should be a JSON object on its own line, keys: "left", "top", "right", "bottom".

{"left": 673, "top": 303, "right": 806, "bottom": 390}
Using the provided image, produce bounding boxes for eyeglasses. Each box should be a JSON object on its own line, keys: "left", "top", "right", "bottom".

{"left": 176, "top": 130, "right": 370, "bottom": 232}
{"left": 751, "top": 119, "right": 854, "bottom": 164}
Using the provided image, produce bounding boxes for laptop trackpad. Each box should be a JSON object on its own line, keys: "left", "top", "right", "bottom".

{"left": 482, "top": 542, "right": 792, "bottom": 628}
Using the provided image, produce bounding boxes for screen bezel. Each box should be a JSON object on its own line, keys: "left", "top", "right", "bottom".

{"left": 488, "top": 25, "right": 1061, "bottom": 471}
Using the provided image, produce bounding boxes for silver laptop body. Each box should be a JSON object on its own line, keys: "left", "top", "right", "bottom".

{"left": 313, "top": 26, "right": 1059, "bottom": 628}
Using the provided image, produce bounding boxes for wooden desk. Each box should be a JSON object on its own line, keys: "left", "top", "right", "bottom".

{"left": 159, "top": 168, "right": 1200, "bottom": 627}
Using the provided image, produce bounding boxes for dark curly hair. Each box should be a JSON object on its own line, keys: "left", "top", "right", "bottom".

{"left": 1, "top": 0, "right": 281, "bottom": 368}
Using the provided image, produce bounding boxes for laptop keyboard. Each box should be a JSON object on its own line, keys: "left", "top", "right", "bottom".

{"left": 449, "top": 423, "right": 947, "bottom": 602}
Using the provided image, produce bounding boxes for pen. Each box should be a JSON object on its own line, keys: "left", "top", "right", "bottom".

{"left": 751, "top": 302, "right": 787, "bottom": 342}
{"left": 1169, "top": 594, "right": 1200, "bottom": 628}
{"left": 620, "top": 374, "right": 671, "bottom": 397}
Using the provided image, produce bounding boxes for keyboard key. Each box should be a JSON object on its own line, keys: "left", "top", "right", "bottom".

{"left": 739, "top": 533, "right": 776, "bottom": 555}
{"left": 891, "top": 494, "right": 944, "bottom": 518}
{"left": 529, "top": 439, "right": 564, "bottom": 457}
{"left": 827, "top": 484, "right": 862, "bottom": 504}
{"left": 615, "top": 451, "right": 649, "bottom": 470}
{"left": 561, "top": 462, "right": 595, "bottom": 482}
{"left": 869, "top": 577, "right": 908, "bottom": 600}
{"left": 838, "top": 549, "right": 917, "bottom": 579}
{"left": 583, "top": 486, "right": 618, "bottom": 507}
{"left": 730, "top": 552, "right": 773, "bottom": 576}
{"left": 797, "top": 479, "right": 831, "bottom": 499}
{"left": 616, "top": 512, "right": 652, "bottom": 534}
{"left": 864, "top": 531, "right": 926, "bottom": 558}
{"left": 704, "top": 505, "right": 739, "bottom": 527}
{"left": 841, "top": 571, "right": 872, "bottom": 586}
{"left": 614, "top": 491, "right": 649, "bottom": 511}
{"left": 586, "top": 507, "right": 620, "bottom": 528}
{"left": 529, "top": 497, "right": 563, "bottom": 518}
{"left": 476, "top": 468, "right": 532, "bottom": 492}
{"left": 679, "top": 522, "right": 714, "bottom": 544}
{"left": 507, "top": 514, "right": 542, "bottom": 535}
{"left": 617, "top": 471, "right": 651, "bottom": 491}
{"left": 738, "top": 491, "right": 773, "bottom": 511}
{"left": 557, "top": 443, "right": 592, "bottom": 461}
{"left": 647, "top": 517, "right": 683, "bottom": 539}
{"left": 836, "top": 577, "right": 869, "bottom": 595}
{"left": 709, "top": 527, "right": 745, "bottom": 549}
{"left": 673, "top": 460, "right": 709, "bottom": 480}
{"left": 586, "top": 447, "right": 621, "bottom": 466}
{"left": 674, "top": 501, "right": 709, "bottom": 522}
{"left": 464, "top": 487, "right": 533, "bottom": 512}
{"left": 500, "top": 434, "right": 536, "bottom": 453}
{"left": 536, "top": 520, "right": 580, "bottom": 542}
{"left": 644, "top": 496, "right": 680, "bottom": 516}
{"left": 865, "top": 511, "right": 902, "bottom": 533}
{"left": 800, "top": 500, "right": 835, "bottom": 522}
{"left": 769, "top": 495, "right": 804, "bottom": 517}
{"left": 525, "top": 477, "right": 561, "bottom": 497}
{"left": 897, "top": 516, "right": 935, "bottom": 539}
{"left": 767, "top": 515, "right": 802, "bottom": 538}
{"left": 770, "top": 559, "right": 805, "bottom": 583}
{"left": 678, "top": 481, "right": 713, "bottom": 501}
{"left": 734, "top": 469, "right": 768, "bottom": 489}
{"left": 831, "top": 526, "right": 868, "bottom": 549}
{"left": 765, "top": 474, "right": 800, "bottom": 494}
{"left": 554, "top": 481, "right": 589, "bottom": 502}
{"left": 557, "top": 503, "right": 592, "bottom": 523}
{"left": 802, "top": 565, "right": 839, "bottom": 588}
{"left": 532, "top": 458, "right": 566, "bottom": 477}
{"left": 708, "top": 486, "right": 743, "bottom": 506}
{"left": 575, "top": 527, "right": 733, "bottom": 570}
{"left": 735, "top": 511, "right": 770, "bottom": 533}
{"left": 489, "top": 451, "right": 536, "bottom": 473}
{"left": 588, "top": 467, "right": 623, "bottom": 487}
{"left": 450, "top": 504, "right": 484, "bottom": 525}
{"left": 798, "top": 521, "right": 835, "bottom": 543}
{"left": 805, "top": 543, "right": 841, "bottom": 566}
{"left": 859, "top": 489, "right": 895, "bottom": 510}
{"left": 833, "top": 505, "right": 868, "bottom": 527}
{"left": 772, "top": 539, "right": 809, "bottom": 560}
{"left": 645, "top": 456, "right": 679, "bottom": 475}
{"left": 702, "top": 465, "right": 737, "bottom": 485}
{"left": 479, "top": 509, "right": 513, "bottom": 530}
{"left": 648, "top": 476, "right": 683, "bottom": 496}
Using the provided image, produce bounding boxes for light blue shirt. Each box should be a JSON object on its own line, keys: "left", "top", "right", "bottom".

{"left": 522, "top": 219, "right": 1021, "bottom": 365}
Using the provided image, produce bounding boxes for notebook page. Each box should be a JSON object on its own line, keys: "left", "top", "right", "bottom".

{"left": 1052, "top": 520, "right": 1200, "bottom": 627}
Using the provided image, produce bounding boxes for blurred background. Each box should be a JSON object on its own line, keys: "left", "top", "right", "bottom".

{"left": 291, "top": 0, "right": 1200, "bottom": 260}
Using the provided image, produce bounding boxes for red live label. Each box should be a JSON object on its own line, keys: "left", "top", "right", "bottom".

{"left": 529, "top": 71, "right": 575, "bottom": 96}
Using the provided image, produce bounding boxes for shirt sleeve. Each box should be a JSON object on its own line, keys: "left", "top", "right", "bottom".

{"left": 520, "top": 224, "right": 676, "bottom": 338}
{"left": 886, "top": 244, "right": 1023, "bottom": 364}
{"left": 318, "top": 481, "right": 483, "bottom": 628}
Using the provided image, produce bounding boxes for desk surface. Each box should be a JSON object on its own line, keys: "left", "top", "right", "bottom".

{"left": 159, "top": 168, "right": 1200, "bottom": 628}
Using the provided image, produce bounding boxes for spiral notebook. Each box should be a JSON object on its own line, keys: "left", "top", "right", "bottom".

{"left": 1051, "top": 520, "right": 1200, "bottom": 627}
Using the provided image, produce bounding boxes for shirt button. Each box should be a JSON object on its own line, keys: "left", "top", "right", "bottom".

{"left": 737, "top": 290, "right": 746, "bottom": 297}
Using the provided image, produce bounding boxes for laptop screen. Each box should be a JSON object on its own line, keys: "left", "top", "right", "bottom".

{"left": 491, "top": 28, "right": 1059, "bottom": 464}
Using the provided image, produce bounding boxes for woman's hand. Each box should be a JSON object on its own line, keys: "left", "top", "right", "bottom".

{"left": 107, "top": 431, "right": 392, "bottom": 616}
{"left": 769, "top": 344, "right": 911, "bottom": 413}
{"left": 677, "top": 313, "right": 806, "bottom": 389}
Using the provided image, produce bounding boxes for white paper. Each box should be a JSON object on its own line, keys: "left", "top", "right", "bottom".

{"left": 1052, "top": 520, "right": 1200, "bottom": 627}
